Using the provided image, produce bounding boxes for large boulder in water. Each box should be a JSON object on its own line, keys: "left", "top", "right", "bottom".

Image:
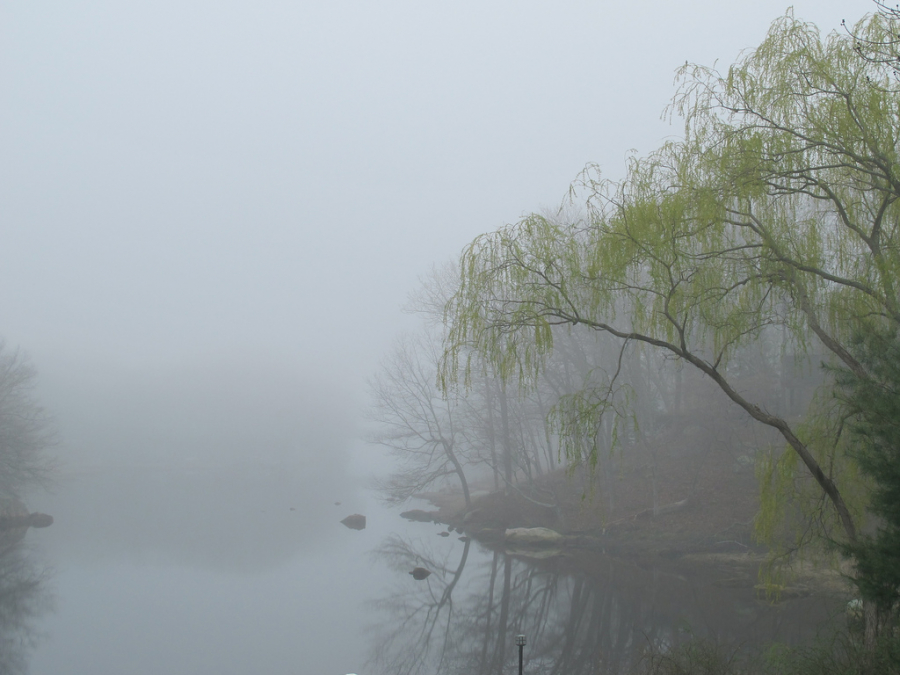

{"left": 340, "top": 514, "right": 366, "bottom": 530}
{"left": 504, "top": 527, "right": 565, "bottom": 546}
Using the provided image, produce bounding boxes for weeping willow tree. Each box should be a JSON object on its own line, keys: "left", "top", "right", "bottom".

{"left": 443, "top": 10, "right": 900, "bottom": 600}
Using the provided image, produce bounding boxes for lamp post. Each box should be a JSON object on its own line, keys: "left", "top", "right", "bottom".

{"left": 516, "top": 634, "right": 526, "bottom": 675}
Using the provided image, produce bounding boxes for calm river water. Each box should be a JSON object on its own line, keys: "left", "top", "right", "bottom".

{"left": 6, "top": 466, "right": 844, "bottom": 675}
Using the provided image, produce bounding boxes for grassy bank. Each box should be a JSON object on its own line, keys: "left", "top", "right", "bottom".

{"left": 634, "top": 632, "right": 900, "bottom": 675}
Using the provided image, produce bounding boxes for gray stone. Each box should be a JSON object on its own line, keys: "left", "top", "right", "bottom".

{"left": 504, "top": 527, "right": 565, "bottom": 546}
{"left": 340, "top": 514, "right": 366, "bottom": 530}
{"left": 409, "top": 567, "right": 431, "bottom": 580}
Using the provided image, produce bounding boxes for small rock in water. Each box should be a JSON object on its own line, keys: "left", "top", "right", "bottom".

{"left": 340, "top": 514, "right": 366, "bottom": 530}
{"left": 458, "top": 536, "right": 470, "bottom": 542}
{"left": 335, "top": 501, "right": 341, "bottom": 506}
{"left": 438, "top": 531, "right": 450, "bottom": 537}
{"left": 409, "top": 567, "right": 431, "bottom": 580}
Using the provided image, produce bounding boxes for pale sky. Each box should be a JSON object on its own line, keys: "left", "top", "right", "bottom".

{"left": 0, "top": 0, "right": 871, "bottom": 465}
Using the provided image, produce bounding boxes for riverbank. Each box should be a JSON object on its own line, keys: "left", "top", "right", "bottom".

{"left": 411, "top": 448, "right": 852, "bottom": 600}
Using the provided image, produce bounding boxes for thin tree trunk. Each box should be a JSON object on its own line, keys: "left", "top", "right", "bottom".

{"left": 442, "top": 439, "right": 471, "bottom": 507}
{"left": 484, "top": 377, "right": 500, "bottom": 490}
{"left": 499, "top": 380, "right": 514, "bottom": 493}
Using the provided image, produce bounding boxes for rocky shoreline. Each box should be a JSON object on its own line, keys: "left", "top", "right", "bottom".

{"left": 403, "top": 476, "right": 852, "bottom": 601}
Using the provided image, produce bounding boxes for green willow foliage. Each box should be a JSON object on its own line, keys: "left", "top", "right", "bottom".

{"left": 443, "top": 11, "right": 900, "bottom": 559}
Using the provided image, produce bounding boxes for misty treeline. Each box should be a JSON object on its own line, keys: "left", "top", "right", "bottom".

{"left": 369, "top": 5, "right": 900, "bottom": 648}
{"left": 0, "top": 543, "right": 51, "bottom": 675}
{"left": 0, "top": 343, "right": 53, "bottom": 675}
{"left": 369, "top": 261, "right": 796, "bottom": 518}
{"left": 0, "top": 343, "right": 52, "bottom": 501}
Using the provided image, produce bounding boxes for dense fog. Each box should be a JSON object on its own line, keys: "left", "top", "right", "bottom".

{"left": 38, "top": 356, "right": 352, "bottom": 470}
{"left": 0, "top": 0, "right": 858, "bottom": 471}
{"left": 0, "top": 1, "right": 880, "bottom": 674}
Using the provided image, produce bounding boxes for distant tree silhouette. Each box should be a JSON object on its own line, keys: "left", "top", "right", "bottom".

{"left": 0, "top": 343, "right": 53, "bottom": 500}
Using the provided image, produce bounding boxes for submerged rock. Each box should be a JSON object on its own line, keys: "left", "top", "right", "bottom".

{"left": 340, "top": 514, "right": 366, "bottom": 530}
{"left": 409, "top": 567, "right": 431, "bottom": 580}
{"left": 400, "top": 509, "right": 440, "bottom": 523}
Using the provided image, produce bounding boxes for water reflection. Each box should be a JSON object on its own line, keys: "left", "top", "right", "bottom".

{"left": 22, "top": 468, "right": 846, "bottom": 675}
{"left": 369, "top": 536, "right": 844, "bottom": 675}
{"left": 0, "top": 541, "right": 53, "bottom": 675}
{"left": 29, "top": 467, "right": 385, "bottom": 675}
{"left": 38, "top": 465, "right": 357, "bottom": 573}
{"left": 370, "top": 534, "right": 473, "bottom": 675}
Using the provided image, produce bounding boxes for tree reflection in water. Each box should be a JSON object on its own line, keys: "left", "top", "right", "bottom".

{"left": 0, "top": 541, "right": 52, "bottom": 675}
{"left": 368, "top": 534, "right": 472, "bottom": 675}
{"left": 368, "top": 538, "right": 845, "bottom": 675}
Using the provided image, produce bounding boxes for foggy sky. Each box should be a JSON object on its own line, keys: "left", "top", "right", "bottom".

{"left": 0, "top": 0, "right": 867, "bottom": 466}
